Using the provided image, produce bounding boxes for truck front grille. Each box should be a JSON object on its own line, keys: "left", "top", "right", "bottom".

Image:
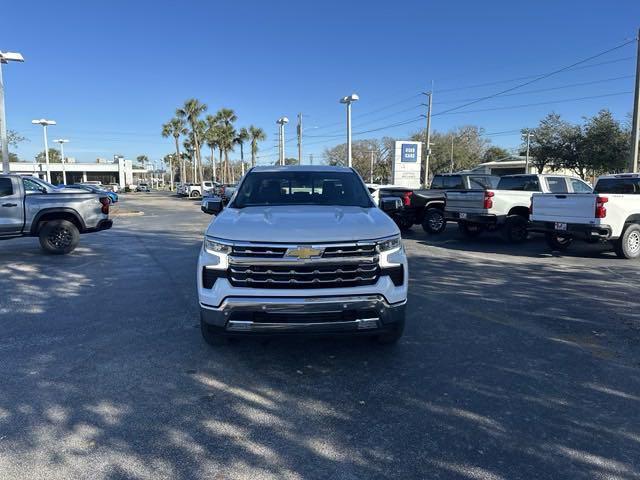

{"left": 228, "top": 262, "right": 379, "bottom": 289}
{"left": 230, "top": 242, "right": 377, "bottom": 259}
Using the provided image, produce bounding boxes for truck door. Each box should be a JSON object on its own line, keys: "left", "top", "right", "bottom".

{"left": 0, "top": 177, "right": 24, "bottom": 235}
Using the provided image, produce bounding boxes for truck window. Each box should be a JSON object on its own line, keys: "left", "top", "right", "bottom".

{"left": 23, "top": 178, "right": 47, "bottom": 193}
{"left": 594, "top": 178, "right": 640, "bottom": 194}
{"left": 469, "top": 176, "right": 498, "bottom": 189}
{"left": 546, "top": 177, "right": 569, "bottom": 193}
{"left": 233, "top": 171, "right": 373, "bottom": 208}
{"left": 570, "top": 178, "right": 592, "bottom": 193}
{"left": 0, "top": 178, "right": 13, "bottom": 197}
{"left": 430, "top": 176, "right": 445, "bottom": 189}
{"left": 497, "top": 176, "right": 540, "bottom": 191}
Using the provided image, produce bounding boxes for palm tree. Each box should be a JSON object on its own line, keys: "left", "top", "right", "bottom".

{"left": 176, "top": 99, "right": 207, "bottom": 184}
{"left": 204, "top": 115, "right": 221, "bottom": 182}
{"left": 213, "top": 108, "right": 238, "bottom": 182}
{"left": 234, "top": 127, "right": 250, "bottom": 175}
{"left": 248, "top": 126, "right": 266, "bottom": 168}
{"left": 162, "top": 117, "right": 188, "bottom": 189}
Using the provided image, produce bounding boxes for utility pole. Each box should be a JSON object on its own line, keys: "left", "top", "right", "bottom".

{"left": 449, "top": 135, "right": 454, "bottom": 173}
{"left": 631, "top": 27, "right": 640, "bottom": 172}
{"left": 297, "top": 113, "right": 302, "bottom": 164}
{"left": 421, "top": 86, "right": 433, "bottom": 187}
{"left": 0, "top": 51, "right": 24, "bottom": 175}
{"left": 523, "top": 131, "right": 534, "bottom": 173}
{"left": 369, "top": 150, "right": 375, "bottom": 183}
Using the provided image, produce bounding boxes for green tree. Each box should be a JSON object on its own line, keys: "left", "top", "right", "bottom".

{"left": 136, "top": 155, "right": 149, "bottom": 169}
{"left": 571, "top": 109, "right": 629, "bottom": 178}
{"left": 525, "top": 113, "right": 572, "bottom": 173}
{"left": 162, "top": 117, "right": 188, "bottom": 189}
{"left": 324, "top": 139, "right": 392, "bottom": 182}
{"left": 204, "top": 115, "right": 222, "bottom": 182}
{"left": 176, "top": 99, "right": 207, "bottom": 183}
{"left": 213, "top": 108, "right": 238, "bottom": 182}
{"left": 234, "top": 127, "right": 249, "bottom": 173}
{"left": 36, "top": 148, "right": 61, "bottom": 163}
{"left": 248, "top": 126, "right": 266, "bottom": 168}
{"left": 482, "top": 146, "right": 510, "bottom": 163}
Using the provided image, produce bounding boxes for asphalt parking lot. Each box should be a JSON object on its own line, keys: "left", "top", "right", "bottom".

{"left": 1, "top": 192, "right": 640, "bottom": 480}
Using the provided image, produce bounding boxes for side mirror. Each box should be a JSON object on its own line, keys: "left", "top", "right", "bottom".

{"left": 380, "top": 197, "right": 402, "bottom": 213}
{"left": 201, "top": 196, "right": 224, "bottom": 215}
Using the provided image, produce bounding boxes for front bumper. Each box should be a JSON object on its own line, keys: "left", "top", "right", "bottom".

{"left": 529, "top": 220, "right": 613, "bottom": 239}
{"left": 200, "top": 295, "right": 406, "bottom": 333}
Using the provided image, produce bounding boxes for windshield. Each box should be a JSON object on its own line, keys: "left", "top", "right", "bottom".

{"left": 231, "top": 171, "right": 373, "bottom": 208}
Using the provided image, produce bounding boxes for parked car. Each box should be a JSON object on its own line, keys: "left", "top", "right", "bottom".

{"left": 198, "top": 165, "right": 408, "bottom": 345}
{"left": 136, "top": 183, "right": 151, "bottom": 192}
{"left": 0, "top": 174, "right": 113, "bottom": 254}
{"left": 530, "top": 173, "right": 640, "bottom": 258}
{"left": 213, "top": 183, "right": 237, "bottom": 203}
{"left": 445, "top": 174, "right": 592, "bottom": 242}
{"left": 183, "top": 181, "right": 216, "bottom": 198}
{"left": 67, "top": 184, "right": 118, "bottom": 203}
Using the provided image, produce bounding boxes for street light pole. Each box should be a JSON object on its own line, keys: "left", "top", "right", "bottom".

{"left": 32, "top": 119, "right": 56, "bottom": 183}
{"left": 340, "top": 94, "right": 359, "bottom": 167}
{"left": 421, "top": 86, "right": 433, "bottom": 187}
{"left": 297, "top": 113, "right": 302, "bottom": 164}
{"left": 0, "top": 51, "right": 24, "bottom": 174}
{"left": 54, "top": 139, "right": 69, "bottom": 185}
{"left": 276, "top": 117, "right": 289, "bottom": 165}
{"left": 631, "top": 27, "right": 640, "bottom": 172}
{"left": 369, "top": 150, "right": 375, "bottom": 183}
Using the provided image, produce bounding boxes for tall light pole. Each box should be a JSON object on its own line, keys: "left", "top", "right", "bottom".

{"left": 631, "top": 27, "right": 640, "bottom": 172}
{"left": 340, "top": 94, "right": 359, "bottom": 167}
{"left": 297, "top": 113, "right": 303, "bottom": 164}
{"left": 32, "top": 119, "right": 56, "bottom": 182}
{"left": 523, "top": 131, "right": 534, "bottom": 173}
{"left": 421, "top": 86, "right": 433, "bottom": 186}
{"left": 54, "top": 139, "right": 69, "bottom": 185}
{"left": 0, "top": 51, "right": 24, "bottom": 174}
{"left": 276, "top": 117, "right": 289, "bottom": 165}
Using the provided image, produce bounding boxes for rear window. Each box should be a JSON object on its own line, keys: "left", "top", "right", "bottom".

{"left": 545, "top": 177, "right": 569, "bottom": 193}
{"left": 594, "top": 178, "right": 640, "bottom": 194}
{"left": 0, "top": 178, "right": 13, "bottom": 197}
{"left": 469, "top": 175, "right": 499, "bottom": 189}
{"left": 431, "top": 175, "right": 463, "bottom": 189}
{"left": 497, "top": 176, "right": 540, "bottom": 191}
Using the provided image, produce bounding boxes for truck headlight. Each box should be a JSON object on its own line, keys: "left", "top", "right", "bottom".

{"left": 204, "top": 237, "right": 232, "bottom": 255}
{"left": 377, "top": 236, "right": 401, "bottom": 252}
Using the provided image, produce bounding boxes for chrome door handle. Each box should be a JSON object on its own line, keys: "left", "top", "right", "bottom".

{"left": 1, "top": 203, "right": 17, "bottom": 207}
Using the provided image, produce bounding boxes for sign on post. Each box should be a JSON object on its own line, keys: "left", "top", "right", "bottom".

{"left": 392, "top": 141, "right": 421, "bottom": 188}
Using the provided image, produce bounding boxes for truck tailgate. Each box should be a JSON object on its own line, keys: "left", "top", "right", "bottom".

{"left": 445, "top": 190, "right": 485, "bottom": 212}
{"left": 531, "top": 194, "right": 596, "bottom": 221}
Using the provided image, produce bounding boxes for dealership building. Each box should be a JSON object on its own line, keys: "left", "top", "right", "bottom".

{"left": 8, "top": 157, "right": 149, "bottom": 187}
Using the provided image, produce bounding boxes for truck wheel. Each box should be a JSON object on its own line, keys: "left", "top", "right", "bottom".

{"left": 191, "top": 191, "right": 200, "bottom": 198}
{"left": 377, "top": 319, "right": 405, "bottom": 345}
{"left": 38, "top": 219, "right": 80, "bottom": 255}
{"left": 422, "top": 208, "right": 446, "bottom": 234}
{"left": 614, "top": 224, "right": 640, "bottom": 259}
{"left": 504, "top": 215, "right": 528, "bottom": 243}
{"left": 458, "top": 222, "right": 483, "bottom": 238}
{"left": 545, "top": 233, "right": 572, "bottom": 251}
{"left": 200, "top": 317, "right": 227, "bottom": 346}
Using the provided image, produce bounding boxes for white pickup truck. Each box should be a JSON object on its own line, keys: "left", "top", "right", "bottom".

{"left": 530, "top": 173, "right": 640, "bottom": 259}
{"left": 445, "top": 174, "right": 592, "bottom": 242}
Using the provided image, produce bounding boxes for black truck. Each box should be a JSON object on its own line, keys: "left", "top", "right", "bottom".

{"left": 369, "top": 173, "right": 499, "bottom": 234}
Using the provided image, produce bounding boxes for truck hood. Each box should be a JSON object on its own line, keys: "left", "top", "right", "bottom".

{"left": 206, "top": 205, "right": 399, "bottom": 243}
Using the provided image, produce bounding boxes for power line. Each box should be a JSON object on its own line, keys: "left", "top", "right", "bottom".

{"left": 435, "top": 39, "right": 636, "bottom": 116}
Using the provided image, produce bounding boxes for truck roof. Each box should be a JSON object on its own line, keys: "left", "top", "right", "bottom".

{"left": 597, "top": 173, "right": 640, "bottom": 180}
{"left": 250, "top": 165, "right": 353, "bottom": 173}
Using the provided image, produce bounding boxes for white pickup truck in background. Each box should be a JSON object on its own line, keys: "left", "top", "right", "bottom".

{"left": 445, "top": 174, "right": 593, "bottom": 243}
{"left": 530, "top": 173, "right": 640, "bottom": 259}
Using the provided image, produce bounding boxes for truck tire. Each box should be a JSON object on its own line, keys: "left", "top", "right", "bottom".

{"left": 422, "top": 208, "right": 446, "bottom": 234}
{"left": 614, "top": 224, "right": 640, "bottom": 259}
{"left": 545, "top": 233, "right": 572, "bottom": 251}
{"left": 458, "top": 222, "right": 483, "bottom": 238}
{"left": 38, "top": 219, "right": 80, "bottom": 255}
{"left": 377, "top": 318, "right": 405, "bottom": 345}
{"left": 504, "top": 215, "right": 528, "bottom": 243}
{"left": 200, "top": 317, "right": 227, "bottom": 346}
{"left": 190, "top": 191, "right": 201, "bottom": 198}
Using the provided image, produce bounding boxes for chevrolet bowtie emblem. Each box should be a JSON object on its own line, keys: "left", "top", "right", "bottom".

{"left": 285, "top": 246, "right": 323, "bottom": 259}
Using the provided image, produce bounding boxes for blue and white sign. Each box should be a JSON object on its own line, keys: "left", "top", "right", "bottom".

{"left": 401, "top": 143, "right": 418, "bottom": 162}
{"left": 393, "top": 141, "right": 422, "bottom": 188}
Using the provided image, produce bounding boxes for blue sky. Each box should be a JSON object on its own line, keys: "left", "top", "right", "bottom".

{"left": 2, "top": 0, "right": 639, "bottom": 166}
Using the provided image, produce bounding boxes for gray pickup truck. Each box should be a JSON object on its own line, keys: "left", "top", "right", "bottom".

{"left": 0, "top": 175, "right": 113, "bottom": 254}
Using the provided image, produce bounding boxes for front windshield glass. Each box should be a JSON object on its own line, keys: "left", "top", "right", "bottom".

{"left": 232, "top": 171, "right": 373, "bottom": 208}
